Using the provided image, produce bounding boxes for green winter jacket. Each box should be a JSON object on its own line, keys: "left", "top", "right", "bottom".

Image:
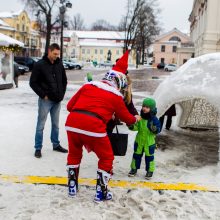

{"left": 129, "top": 118, "right": 158, "bottom": 149}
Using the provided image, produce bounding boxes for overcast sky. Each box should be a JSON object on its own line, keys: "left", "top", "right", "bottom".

{"left": 0, "top": 0, "right": 193, "bottom": 33}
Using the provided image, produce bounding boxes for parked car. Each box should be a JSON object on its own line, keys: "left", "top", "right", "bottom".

{"left": 62, "top": 62, "right": 69, "bottom": 70}
{"left": 157, "top": 63, "right": 165, "bottom": 69}
{"left": 64, "top": 60, "right": 83, "bottom": 70}
{"left": 99, "top": 61, "right": 113, "bottom": 68}
{"left": 164, "top": 64, "right": 177, "bottom": 72}
{"left": 14, "top": 57, "right": 35, "bottom": 70}
{"left": 14, "top": 62, "right": 29, "bottom": 75}
{"left": 31, "top": 57, "right": 41, "bottom": 62}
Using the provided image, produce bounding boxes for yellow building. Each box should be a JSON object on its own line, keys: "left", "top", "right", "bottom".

{"left": 63, "top": 30, "right": 136, "bottom": 65}
{"left": 0, "top": 10, "right": 41, "bottom": 57}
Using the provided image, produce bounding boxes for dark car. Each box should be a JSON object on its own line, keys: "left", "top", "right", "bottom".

{"left": 157, "top": 63, "right": 165, "bottom": 69}
{"left": 14, "top": 57, "right": 35, "bottom": 70}
{"left": 14, "top": 62, "right": 29, "bottom": 75}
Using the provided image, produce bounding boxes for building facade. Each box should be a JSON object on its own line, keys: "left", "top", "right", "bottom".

{"left": 0, "top": 10, "right": 41, "bottom": 57}
{"left": 60, "top": 30, "right": 136, "bottom": 64}
{"left": 189, "top": 0, "right": 220, "bottom": 57}
{"left": 153, "top": 28, "right": 194, "bottom": 66}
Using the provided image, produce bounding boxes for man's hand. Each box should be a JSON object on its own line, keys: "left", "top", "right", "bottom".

{"left": 44, "top": 96, "right": 49, "bottom": 100}
{"left": 135, "top": 115, "right": 141, "bottom": 121}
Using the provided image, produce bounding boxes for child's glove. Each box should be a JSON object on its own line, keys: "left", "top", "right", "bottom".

{"left": 147, "top": 116, "right": 161, "bottom": 134}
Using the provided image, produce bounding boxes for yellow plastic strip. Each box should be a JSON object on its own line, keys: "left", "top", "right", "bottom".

{"left": 0, "top": 174, "right": 219, "bottom": 192}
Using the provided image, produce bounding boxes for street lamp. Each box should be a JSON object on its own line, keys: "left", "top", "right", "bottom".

{"left": 136, "top": 49, "right": 140, "bottom": 69}
{"left": 60, "top": 0, "right": 72, "bottom": 60}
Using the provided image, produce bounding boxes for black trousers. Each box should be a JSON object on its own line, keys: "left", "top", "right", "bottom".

{"left": 159, "top": 115, "right": 172, "bottom": 130}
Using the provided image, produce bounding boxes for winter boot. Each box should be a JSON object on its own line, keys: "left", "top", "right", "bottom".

{"left": 94, "top": 169, "right": 113, "bottom": 202}
{"left": 67, "top": 165, "right": 79, "bottom": 198}
{"left": 145, "top": 171, "right": 153, "bottom": 180}
{"left": 128, "top": 169, "right": 137, "bottom": 177}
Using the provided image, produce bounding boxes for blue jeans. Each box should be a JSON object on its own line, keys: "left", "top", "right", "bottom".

{"left": 34, "top": 98, "right": 61, "bottom": 150}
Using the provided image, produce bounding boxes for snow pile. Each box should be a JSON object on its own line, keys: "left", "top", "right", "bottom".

{"left": 153, "top": 53, "right": 220, "bottom": 118}
{"left": 1, "top": 81, "right": 220, "bottom": 219}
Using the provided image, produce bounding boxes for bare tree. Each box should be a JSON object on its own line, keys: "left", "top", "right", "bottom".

{"left": 91, "top": 19, "right": 117, "bottom": 31}
{"left": 20, "top": 0, "right": 60, "bottom": 55}
{"left": 70, "top": 13, "right": 85, "bottom": 30}
{"left": 136, "top": 1, "right": 160, "bottom": 64}
{"left": 120, "top": 0, "right": 160, "bottom": 61}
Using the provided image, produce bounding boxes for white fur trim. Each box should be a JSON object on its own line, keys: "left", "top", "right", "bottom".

{"left": 65, "top": 126, "right": 107, "bottom": 137}
{"left": 109, "top": 69, "right": 124, "bottom": 75}
{"left": 86, "top": 81, "right": 123, "bottom": 97}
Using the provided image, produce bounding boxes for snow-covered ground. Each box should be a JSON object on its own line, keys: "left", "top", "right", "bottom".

{"left": 1, "top": 81, "right": 220, "bottom": 219}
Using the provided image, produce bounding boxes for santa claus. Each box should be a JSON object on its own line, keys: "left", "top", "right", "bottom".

{"left": 65, "top": 50, "right": 140, "bottom": 202}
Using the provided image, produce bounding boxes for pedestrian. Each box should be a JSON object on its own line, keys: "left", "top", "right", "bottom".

{"left": 159, "top": 104, "right": 176, "bottom": 130}
{"left": 128, "top": 97, "right": 161, "bottom": 179}
{"left": 30, "top": 43, "right": 68, "bottom": 158}
{"left": 13, "top": 63, "right": 20, "bottom": 88}
{"left": 65, "top": 50, "right": 141, "bottom": 202}
{"left": 106, "top": 56, "right": 138, "bottom": 134}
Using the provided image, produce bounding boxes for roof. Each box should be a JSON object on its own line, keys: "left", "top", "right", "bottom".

{"left": 0, "top": 33, "right": 24, "bottom": 47}
{"left": 0, "top": 19, "right": 15, "bottom": 31}
{"left": 71, "top": 31, "right": 126, "bottom": 40}
{"left": 0, "top": 10, "right": 24, "bottom": 18}
{"left": 155, "top": 28, "right": 190, "bottom": 42}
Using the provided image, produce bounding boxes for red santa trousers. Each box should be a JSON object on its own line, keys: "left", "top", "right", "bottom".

{"left": 67, "top": 131, "right": 114, "bottom": 172}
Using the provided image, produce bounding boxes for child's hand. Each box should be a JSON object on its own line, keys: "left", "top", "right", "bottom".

{"left": 135, "top": 115, "right": 141, "bottom": 122}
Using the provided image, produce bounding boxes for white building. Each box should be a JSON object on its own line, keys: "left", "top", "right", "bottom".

{"left": 189, "top": 0, "right": 220, "bottom": 56}
{"left": 62, "top": 30, "right": 136, "bottom": 64}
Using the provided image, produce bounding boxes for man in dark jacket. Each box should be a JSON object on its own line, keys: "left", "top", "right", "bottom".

{"left": 30, "top": 43, "right": 68, "bottom": 158}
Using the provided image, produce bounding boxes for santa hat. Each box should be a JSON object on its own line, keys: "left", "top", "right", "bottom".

{"left": 112, "top": 49, "right": 130, "bottom": 75}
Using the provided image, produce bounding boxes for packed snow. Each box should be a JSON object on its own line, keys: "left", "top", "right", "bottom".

{"left": 1, "top": 81, "right": 220, "bottom": 219}
{"left": 154, "top": 53, "right": 220, "bottom": 118}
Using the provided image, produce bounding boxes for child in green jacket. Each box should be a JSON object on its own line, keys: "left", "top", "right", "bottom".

{"left": 128, "top": 97, "right": 161, "bottom": 179}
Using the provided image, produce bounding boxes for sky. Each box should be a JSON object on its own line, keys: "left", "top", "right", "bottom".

{"left": 0, "top": 0, "right": 193, "bottom": 33}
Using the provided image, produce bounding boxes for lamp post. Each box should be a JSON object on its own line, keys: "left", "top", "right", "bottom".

{"left": 136, "top": 49, "right": 140, "bottom": 69}
{"left": 59, "top": 0, "right": 72, "bottom": 60}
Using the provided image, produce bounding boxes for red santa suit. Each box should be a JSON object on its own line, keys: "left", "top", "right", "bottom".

{"left": 65, "top": 80, "right": 136, "bottom": 172}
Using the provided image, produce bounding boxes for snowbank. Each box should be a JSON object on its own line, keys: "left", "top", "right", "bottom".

{"left": 153, "top": 53, "right": 220, "bottom": 118}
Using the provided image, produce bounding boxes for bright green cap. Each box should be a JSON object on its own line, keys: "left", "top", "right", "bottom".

{"left": 142, "top": 98, "right": 156, "bottom": 110}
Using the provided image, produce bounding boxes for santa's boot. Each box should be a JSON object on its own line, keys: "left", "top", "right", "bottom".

{"left": 67, "top": 164, "right": 79, "bottom": 198}
{"left": 94, "top": 169, "right": 113, "bottom": 202}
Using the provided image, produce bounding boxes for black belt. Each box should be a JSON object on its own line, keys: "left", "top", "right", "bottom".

{"left": 72, "top": 110, "right": 105, "bottom": 123}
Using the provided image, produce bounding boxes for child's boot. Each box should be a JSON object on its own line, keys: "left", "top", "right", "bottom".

{"left": 67, "top": 164, "right": 79, "bottom": 197}
{"left": 145, "top": 171, "right": 153, "bottom": 180}
{"left": 94, "top": 169, "right": 113, "bottom": 202}
{"left": 128, "top": 169, "right": 137, "bottom": 177}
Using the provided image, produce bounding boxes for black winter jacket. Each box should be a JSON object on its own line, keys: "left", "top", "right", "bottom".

{"left": 30, "top": 55, "right": 67, "bottom": 102}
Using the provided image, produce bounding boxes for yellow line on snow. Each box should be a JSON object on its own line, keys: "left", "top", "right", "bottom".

{"left": 0, "top": 174, "right": 219, "bottom": 192}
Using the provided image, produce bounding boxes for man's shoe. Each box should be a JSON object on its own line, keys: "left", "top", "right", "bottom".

{"left": 145, "top": 172, "right": 153, "bottom": 180}
{"left": 35, "top": 150, "right": 42, "bottom": 158}
{"left": 53, "top": 145, "right": 68, "bottom": 153}
{"left": 128, "top": 169, "right": 137, "bottom": 177}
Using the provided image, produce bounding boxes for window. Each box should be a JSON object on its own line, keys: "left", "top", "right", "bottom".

{"left": 173, "top": 46, "right": 177, "bottom": 53}
{"left": 161, "top": 45, "right": 165, "bottom": 52}
{"left": 161, "top": 58, "right": 165, "bottom": 63}
{"left": 100, "top": 49, "right": 103, "bottom": 54}
{"left": 22, "top": 24, "right": 25, "bottom": 32}
{"left": 95, "top": 49, "right": 98, "bottom": 54}
{"left": 17, "top": 24, "right": 19, "bottom": 31}
{"left": 87, "top": 49, "right": 90, "bottom": 54}
{"left": 82, "top": 49, "right": 85, "bottom": 54}
{"left": 169, "top": 36, "right": 181, "bottom": 42}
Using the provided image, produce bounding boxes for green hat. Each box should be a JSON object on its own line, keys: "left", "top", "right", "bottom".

{"left": 142, "top": 98, "right": 156, "bottom": 110}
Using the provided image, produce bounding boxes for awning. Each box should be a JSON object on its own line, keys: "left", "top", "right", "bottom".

{"left": 0, "top": 33, "right": 24, "bottom": 47}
